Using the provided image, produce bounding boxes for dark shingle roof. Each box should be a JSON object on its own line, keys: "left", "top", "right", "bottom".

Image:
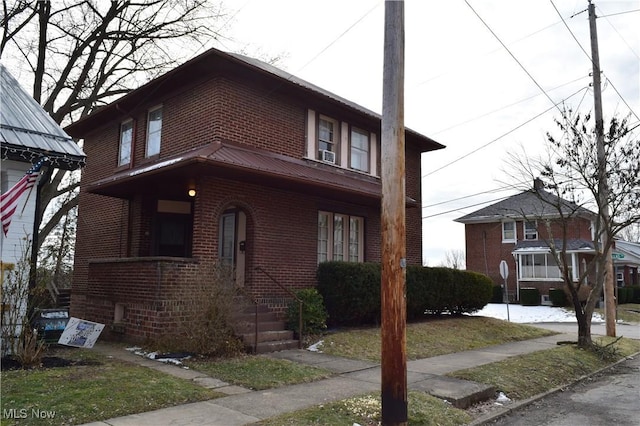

{"left": 455, "top": 182, "right": 595, "bottom": 224}
{"left": 0, "top": 64, "right": 86, "bottom": 170}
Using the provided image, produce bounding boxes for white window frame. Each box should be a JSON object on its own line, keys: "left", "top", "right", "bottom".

{"left": 317, "top": 115, "right": 339, "bottom": 161}
{"left": 146, "top": 105, "right": 163, "bottom": 157}
{"left": 350, "top": 127, "right": 370, "bottom": 172}
{"left": 317, "top": 211, "right": 364, "bottom": 263}
{"left": 518, "top": 252, "right": 577, "bottom": 281}
{"left": 502, "top": 221, "right": 516, "bottom": 243}
{"left": 524, "top": 221, "right": 538, "bottom": 240}
{"left": 118, "top": 119, "right": 133, "bottom": 166}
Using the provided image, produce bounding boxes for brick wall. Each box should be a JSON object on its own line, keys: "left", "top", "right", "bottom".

{"left": 464, "top": 216, "right": 595, "bottom": 301}
{"left": 72, "top": 68, "right": 427, "bottom": 328}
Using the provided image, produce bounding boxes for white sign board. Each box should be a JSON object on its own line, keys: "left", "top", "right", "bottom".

{"left": 58, "top": 317, "right": 105, "bottom": 348}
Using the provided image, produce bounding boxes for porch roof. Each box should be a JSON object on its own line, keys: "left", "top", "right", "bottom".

{"left": 512, "top": 239, "right": 595, "bottom": 253}
{"left": 86, "top": 140, "right": 417, "bottom": 207}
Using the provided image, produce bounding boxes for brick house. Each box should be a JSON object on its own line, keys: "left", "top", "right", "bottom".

{"left": 455, "top": 179, "right": 598, "bottom": 303}
{"left": 65, "top": 48, "right": 444, "bottom": 345}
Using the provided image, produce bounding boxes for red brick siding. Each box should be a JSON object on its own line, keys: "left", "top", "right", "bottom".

{"left": 464, "top": 216, "right": 595, "bottom": 300}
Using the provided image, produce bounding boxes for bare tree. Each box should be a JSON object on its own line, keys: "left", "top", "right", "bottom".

{"left": 506, "top": 111, "right": 640, "bottom": 348}
{"left": 1, "top": 0, "right": 225, "bottom": 252}
{"left": 440, "top": 249, "right": 466, "bottom": 270}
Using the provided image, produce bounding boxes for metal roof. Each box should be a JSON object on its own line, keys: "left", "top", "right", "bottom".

{"left": 0, "top": 64, "right": 85, "bottom": 170}
{"left": 86, "top": 140, "right": 418, "bottom": 207}
{"left": 512, "top": 239, "right": 595, "bottom": 252}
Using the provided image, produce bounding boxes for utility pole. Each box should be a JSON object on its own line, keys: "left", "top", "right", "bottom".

{"left": 381, "top": 1, "right": 407, "bottom": 425}
{"left": 588, "top": 0, "right": 615, "bottom": 337}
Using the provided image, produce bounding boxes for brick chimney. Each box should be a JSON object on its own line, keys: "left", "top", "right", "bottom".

{"left": 533, "top": 178, "right": 544, "bottom": 191}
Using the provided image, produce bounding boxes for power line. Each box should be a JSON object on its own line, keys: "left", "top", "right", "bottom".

{"left": 422, "top": 195, "right": 511, "bottom": 220}
{"left": 422, "top": 185, "right": 514, "bottom": 209}
{"left": 422, "top": 87, "right": 588, "bottom": 178}
{"left": 430, "top": 75, "right": 589, "bottom": 136}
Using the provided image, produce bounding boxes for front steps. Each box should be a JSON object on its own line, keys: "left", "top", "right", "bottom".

{"left": 233, "top": 304, "right": 299, "bottom": 354}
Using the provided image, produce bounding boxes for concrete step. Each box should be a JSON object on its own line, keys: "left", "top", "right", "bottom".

{"left": 253, "top": 339, "right": 300, "bottom": 354}
{"left": 239, "top": 330, "right": 294, "bottom": 345}
{"left": 411, "top": 376, "right": 496, "bottom": 409}
{"left": 233, "top": 320, "right": 287, "bottom": 334}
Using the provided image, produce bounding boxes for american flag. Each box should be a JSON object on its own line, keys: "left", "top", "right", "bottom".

{"left": 1, "top": 157, "right": 47, "bottom": 236}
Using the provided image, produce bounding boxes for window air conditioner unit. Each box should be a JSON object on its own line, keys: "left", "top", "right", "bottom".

{"left": 322, "top": 149, "right": 336, "bottom": 164}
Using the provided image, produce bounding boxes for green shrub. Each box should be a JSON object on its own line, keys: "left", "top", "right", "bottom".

{"left": 318, "top": 262, "right": 493, "bottom": 326}
{"left": 617, "top": 287, "right": 630, "bottom": 304}
{"left": 286, "top": 288, "right": 328, "bottom": 337}
{"left": 631, "top": 286, "right": 640, "bottom": 304}
{"left": 317, "top": 261, "right": 380, "bottom": 327}
{"left": 549, "top": 288, "right": 567, "bottom": 307}
{"left": 491, "top": 285, "right": 504, "bottom": 303}
{"left": 520, "top": 288, "right": 541, "bottom": 306}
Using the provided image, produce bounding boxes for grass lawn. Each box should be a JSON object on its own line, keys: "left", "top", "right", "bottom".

{"left": 0, "top": 347, "right": 223, "bottom": 426}
{"left": 2, "top": 316, "right": 636, "bottom": 425}
{"left": 317, "top": 316, "right": 556, "bottom": 362}
{"left": 184, "top": 355, "right": 332, "bottom": 390}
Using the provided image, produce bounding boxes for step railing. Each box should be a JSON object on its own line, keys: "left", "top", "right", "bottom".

{"left": 234, "top": 285, "right": 259, "bottom": 354}
{"left": 254, "top": 266, "right": 303, "bottom": 349}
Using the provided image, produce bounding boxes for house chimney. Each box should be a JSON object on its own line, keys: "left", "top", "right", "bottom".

{"left": 533, "top": 178, "right": 544, "bottom": 192}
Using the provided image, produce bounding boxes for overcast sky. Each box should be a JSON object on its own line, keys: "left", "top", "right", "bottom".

{"left": 210, "top": 0, "right": 639, "bottom": 266}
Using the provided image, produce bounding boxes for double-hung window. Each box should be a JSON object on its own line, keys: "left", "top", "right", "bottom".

{"left": 524, "top": 221, "right": 538, "bottom": 240}
{"left": 118, "top": 120, "right": 133, "bottom": 166}
{"left": 350, "top": 128, "right": 369, "bottom": 172}
{"left": 146, "top": 106, "right": 163, "bottom": 157}
{"left": 318, "top": 116, "right": 338, "bottom": 163}
{"left": 502, "top": 221, "right": 516, "bottom": 242}
{"left": 318, "top": 211, "right": 364, "bottom": 263}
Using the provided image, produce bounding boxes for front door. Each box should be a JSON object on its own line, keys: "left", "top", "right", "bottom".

{"left": 219, "top": 209, "right": 246, "bottom": 286}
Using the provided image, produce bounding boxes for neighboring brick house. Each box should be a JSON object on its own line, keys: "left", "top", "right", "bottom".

{"left": 455, "top": 179, "right": 598, "bottom": 303}
{"left": 612, "top": 239, "right": 640, "bottom": 288}
{"left": 64, "top": 48, "right": 444, "bottom": 343}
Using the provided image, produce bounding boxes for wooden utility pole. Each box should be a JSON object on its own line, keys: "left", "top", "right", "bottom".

{"left": 588, "top": 0, "right": 615, "bottom": 337}
{"left": 381, "top": 1, "right": 407, "bottom": 425}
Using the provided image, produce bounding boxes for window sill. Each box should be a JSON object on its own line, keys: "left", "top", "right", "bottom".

{"left": 303, "top": 156, "right": 380, "bottom": 179}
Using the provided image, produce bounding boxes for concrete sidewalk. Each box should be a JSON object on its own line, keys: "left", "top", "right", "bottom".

{"left": 81, "top": 323, "right": 639, "bottom": 426}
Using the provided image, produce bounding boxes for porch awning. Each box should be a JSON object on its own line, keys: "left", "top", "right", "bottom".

{"left": 85, "top": 140, "right": 418, "bottom": 207}
{"left": 512, "top": 239, "right": 595, "bottom": 254}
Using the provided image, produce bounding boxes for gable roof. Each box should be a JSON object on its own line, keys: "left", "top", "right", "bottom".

{"left": 0, "top": 64, "right": 86, "bottom": 170}
{"left": 455, "top": 179, "right": 595, "bottom": 224}
{"left": 64, "top": 47, "right": 444, "bottom": 153}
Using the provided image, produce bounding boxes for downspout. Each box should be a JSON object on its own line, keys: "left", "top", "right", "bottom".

{"left": 482, "top": 230, "right": 489, "bottom": 276}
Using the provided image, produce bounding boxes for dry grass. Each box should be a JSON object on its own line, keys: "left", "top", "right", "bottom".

{"left": 318, "top": 316, "right": 557, "bottom": 362}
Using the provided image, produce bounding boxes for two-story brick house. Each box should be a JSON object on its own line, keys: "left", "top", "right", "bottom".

{"left": 455, "top": 179, "right": 597, "bottom": 303}
{"left": 65, "top": 48, "right": 444, "bottom": 344}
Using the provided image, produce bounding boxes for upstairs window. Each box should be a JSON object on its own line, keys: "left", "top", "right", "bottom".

{"left": 318, "top": 116, "right": 338, "bottom": 164}
{"left": 524, "top": 221, "right": 538, "bottom": 240}
{"left": 318, "top": 211, "right": 364, "bottom": 263}
{"left": 146, "top": 106, "right": 163, "bottom": 157}
{"left": 350, "top": 128, "right": 370, "bottom": 172}
{"left": 118, "top": 120, "right": 133, "bottom": 166}
{"left": 502, "top": 221, "right": 516, "bottom": 242}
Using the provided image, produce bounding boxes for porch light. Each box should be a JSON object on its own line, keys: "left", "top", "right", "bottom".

{"left": 187, "top": 180, "right": 197, "bottom": 197}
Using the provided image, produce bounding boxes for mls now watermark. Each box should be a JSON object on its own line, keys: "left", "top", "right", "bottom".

{"left": 3, "top": 408, "right": 56, "bottom": 420}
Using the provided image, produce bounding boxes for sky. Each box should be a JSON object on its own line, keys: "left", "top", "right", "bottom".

{"left": 208, "top": 0, "right": 639, "bottom": 266}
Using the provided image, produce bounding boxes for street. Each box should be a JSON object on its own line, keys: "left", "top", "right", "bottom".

{"left": 488, "top": 354, "right": 640, "bottom": 425}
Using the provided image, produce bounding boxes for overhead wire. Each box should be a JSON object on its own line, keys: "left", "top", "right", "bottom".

{"left": 422, "top": 86, "right": 589, "bottom": 178}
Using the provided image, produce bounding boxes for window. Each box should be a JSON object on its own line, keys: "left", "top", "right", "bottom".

{"left": 519, "top": 253, "right": 575, "bottom": 280}
{"left": 317, "top": 211, "right": 364, "bottom": 263}
{"left": 318, "top": 116, "right": 338, "bottom": 162}
{"left": 146, "top": 106, "right": 162, "bottom": 157}
{"left": 119, "top": 120, "right": 133, "bottom": 166}
{"left": 524, "top": 221, "right": 538, "bottom": 240}
{"left": 350, "top": 128, "right": 370, "bottom": 172}
{"left": 616, "top": 272, "right": 624, "bottom": 287}
{"left": 502, "top": 221, "right": 516, "bottom": 242}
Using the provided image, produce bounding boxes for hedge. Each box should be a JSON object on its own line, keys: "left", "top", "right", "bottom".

{"left": 549, "top": 288, "right": 567, "bottom": 307}
{"left": 317, "top": 261, "right": 493, "bottom": 327}
{"left": 520, "top": 288, "right": 541, "bottom": 306}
